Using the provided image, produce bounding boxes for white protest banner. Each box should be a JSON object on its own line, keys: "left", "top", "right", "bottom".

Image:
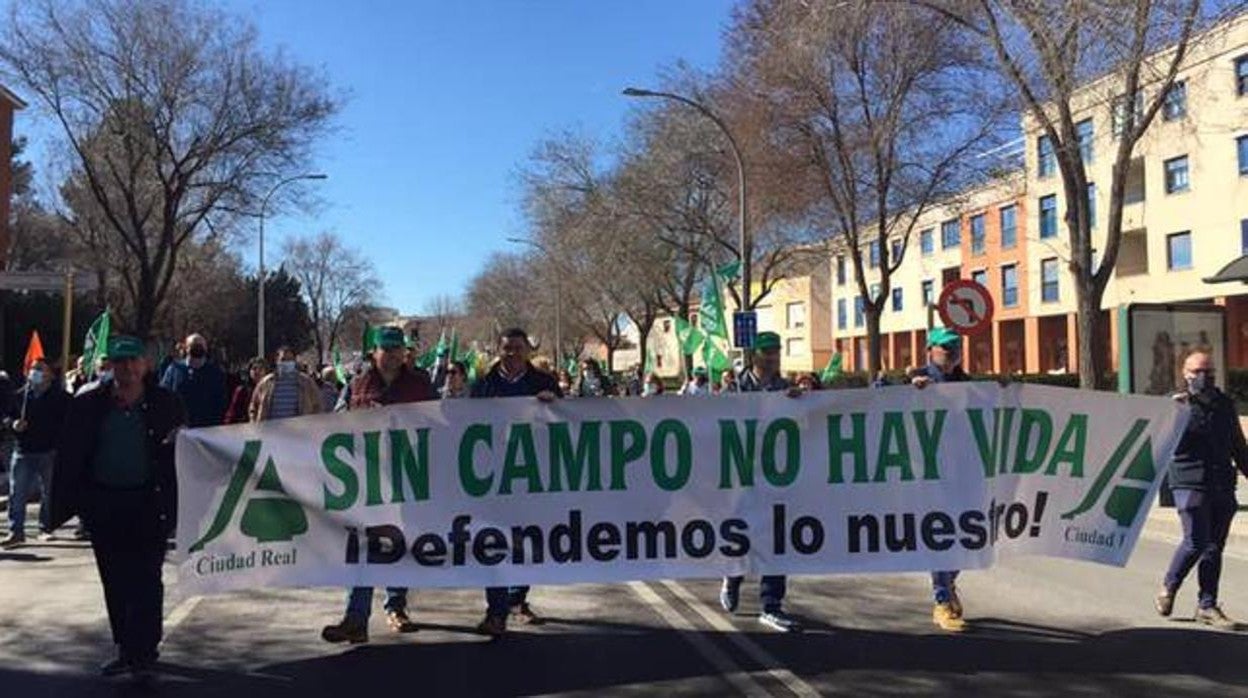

{"left": 174, "top": 384, "right": 1188, "bottom": 595}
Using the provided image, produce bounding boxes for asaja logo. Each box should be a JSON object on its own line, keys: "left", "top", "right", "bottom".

{"left": 1061, "top": 418, "right": 1157, "bottom": 527}
{"left": 190, "top": 440, "right": 309, "bottom": 552}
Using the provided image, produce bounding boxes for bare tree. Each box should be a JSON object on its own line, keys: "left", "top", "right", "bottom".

{"left": 727, "top": 0, "right": 1008, "bottom": 374}
{"left": 0, "top": 0, "right": 339, "bottom": 338}
{"left": 284, "top": 231, "right": 379, "bottom": 365}
{"left": 914, "top": 0, "right": 1243, "bottom": 387}
{"left": 423, "top": 294, "right": 463, "bottom": 336}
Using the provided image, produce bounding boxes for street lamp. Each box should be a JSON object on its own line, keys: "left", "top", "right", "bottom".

{"left": 623, "top": 86, "right": 751, "bottom": 361}
{"left": 257, "top": 173, "right": 327, "bottom": 358}
{"left": 507, "top": 237, "right": 563, "bottom": 369}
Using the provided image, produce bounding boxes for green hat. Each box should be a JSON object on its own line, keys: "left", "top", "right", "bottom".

{"left": 693, "top": 366, "right": 708, "bottom": 377}
{"left": 375, "top": 326, "right": 406, "bottom": 350}
{"left": 927, "top": 326, "right": 963, "bottom": 349}
{"left": 106, "top": 335, "right": 145, "bottom": 360}
{"left": 754, "top": 331, "right": 782, "bottom": 352}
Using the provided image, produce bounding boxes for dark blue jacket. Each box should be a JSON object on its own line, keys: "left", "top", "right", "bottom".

{"left": 1168, "top": 388, "right": 1248, "bottom": 493}
{"left": 471, "top": 363, "right": 562, "bottom": 399}
{"left": 160, "top": 360, "right": 227, "bottom": 428}
{"left": 8, "top": 384, "right": 70, "bottom": 454}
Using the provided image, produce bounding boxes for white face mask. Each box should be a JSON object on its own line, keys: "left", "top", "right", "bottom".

{"left": 27, "top": 369, "right": 44, "bottom": 387}
{"left": 97, "top": 370, "right": 114, "bottom": 384}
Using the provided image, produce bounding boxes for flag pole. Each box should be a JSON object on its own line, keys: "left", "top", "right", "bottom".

{"left": 61, "top": 268, "right": 74, "bottom": 376}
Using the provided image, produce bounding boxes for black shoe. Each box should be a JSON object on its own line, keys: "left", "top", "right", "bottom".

{"left": 128, "top": 657, "right": 157, "bottom": 682}
{"left": 99, "top": 656, "right": 130, "bottom": 677}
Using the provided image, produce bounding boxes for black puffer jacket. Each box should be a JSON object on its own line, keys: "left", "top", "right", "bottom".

{"left": 1167, "top": 388, "right": 1248, "bottom": 493}
{"left": 49, "top": 378, "right": 187, "bottom": 535}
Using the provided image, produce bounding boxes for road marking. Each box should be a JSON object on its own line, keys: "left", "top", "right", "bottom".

{"left": 164, "top": 594, "right": 203, "bottom": 636}
{"left": 660, "top": 580, "right": 823, "bottom": 698}
{"left": 627, "top": 581, "right": 772, "bottom": 697}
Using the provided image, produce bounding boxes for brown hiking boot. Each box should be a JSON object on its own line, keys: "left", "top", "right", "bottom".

{"left": 1155, "top": 587, "right": 1175, "bottom": 617}
{"left": 477, "top": 614, "right": 507, "bottom": 638}
{"left": 510, "top": 602, "right": 544, "bottom": 625}
{"left": 386, "top": 609, "right": 418, "bottom": 633}
{"left": 321, "top": 617, "right": 368, "bottom": 644}
{"left": 1195, "top": 606, "right": 1239, "bottom": 631}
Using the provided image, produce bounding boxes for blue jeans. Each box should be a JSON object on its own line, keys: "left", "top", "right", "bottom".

{"left": 345, "top": 587, "right": 408, "bottom": 621}
{"left": 8, "top": 451, "right": 54, "bottom": 535}
{"left": 725, "top": 575, "right": 787, "bottom": 613}
{"left": 485, "top": 585, "right": 530, "bottom": 618}
{"left": 931, "top": 571, "right": 960, "bottom": 603}
{"left": 1164, "top": 488, "right": 1238, "bottom": 609}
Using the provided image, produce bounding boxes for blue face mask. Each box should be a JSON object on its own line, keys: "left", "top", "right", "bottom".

{"left": 27, "top": 369, "right": 44, "bottom": 387}
{"left": 97, "top": 370, "right": 114, "bottom": 384}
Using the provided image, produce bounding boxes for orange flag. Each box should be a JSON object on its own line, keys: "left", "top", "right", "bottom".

{"left": 23, "top": 330, "right": 45, "bottom": 374}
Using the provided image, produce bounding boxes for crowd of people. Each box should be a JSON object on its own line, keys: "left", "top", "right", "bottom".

{"left": 1, "top": 324, "right": 1244, "bottom": 681}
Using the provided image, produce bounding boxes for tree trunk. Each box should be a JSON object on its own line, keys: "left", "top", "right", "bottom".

{"left": 866, "top": 307, "right": 883, "bottom": 376}
{"left": 1074, "top": 278, "right": 1104, "bottom": 390}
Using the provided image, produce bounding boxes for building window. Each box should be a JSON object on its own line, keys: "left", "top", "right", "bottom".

{"left": 921, "top": 280, "right": 934, "bottom": 307}
{"left": 1087, "top": 183, "right": 1097, "bottom": 229}
{"left": 971, "top": 269, "right": 987, "bottom": 288}
{"left": 836, "top": 255, "right": 846, "bottom": 285}
{"left": 1163, "top": 80, "right": 1187, "bottom": 121}
{"left": 970, "top": 214, "right": 986, "bottom": 255}
{"left": 786, "top": 301, "right": 806, "bottom": 329}
{"left": 1166, "top": 232, "right": 1192, "bottom": 270}
{"left": 891, "top": 287, "right": 903, "bottom": 312}
{"left": 868, "top": 240, "right": 880, "bottom": 269}
{"left": 920, "top": 228, "right": 934, "bottom": 256}
{"left": 1040, "top": 194, "right": 1058, "bottom": 239}
{"left": 941, "top": 219, "right": 960, "bottom": 249}
{"left": 1164, "top": 155, "right": 1189, "bottom": 194}
{"left": 1112, "top": 92, "right": 1143, "bottom": 138}
{"left": 853, "top": 296, "right": 865, "bottom": 327}
{"left": 1237, "top": 55, "right": 1248, "bottom": 96}
{"left": 1041, "top": 258, "right": 1059, "bottom": 302}
{"left": 890, "top": 238, "right": 902, "bottom": 265}
{"left": 837, "top": 298, "right": 847, "bottom": 330}
{"left": 1037, "top": 134, "right": 1055, "bottom": 177}
{"left": 1076, "top": 119, "right": 1094, "bottom": 163}
{"left": 1238, "top": 135, "right": 1248, "bottom": 176}
{"left": 786, "top": 337, "right": 806, "bottom": 357}
{"left": 1002, "top": 264, "right": 1018, "bottom": 308}
{"left": 1000, "top": 205, "right": 1017, "bottom": 249}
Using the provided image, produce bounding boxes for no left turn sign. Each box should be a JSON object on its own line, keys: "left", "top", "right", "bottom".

{"left": 937, "top": 279, "right": 994, "bottom": 336}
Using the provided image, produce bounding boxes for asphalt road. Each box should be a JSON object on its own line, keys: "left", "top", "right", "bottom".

{"left": 2, "top": 506, "right": 1248, "bottom": 697}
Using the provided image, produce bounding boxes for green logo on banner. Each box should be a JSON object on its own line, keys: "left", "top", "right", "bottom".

{"left": 190, "top": 440, "right": 308, "bottom": 552}
{"left": 1060, "top": 419, "right": 1156, "bottom": 527}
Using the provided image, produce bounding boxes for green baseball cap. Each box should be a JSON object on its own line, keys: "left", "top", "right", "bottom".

{"left": 106, "top": 335, "right": 145, "bottom": 360}
{"left": 693, "top": 366, "right": 708, "bottom": 377}
{"left": 927, "top": 326, "right": 963, "bottom": 349}
{"left": 375, "top": 326, "right": 406, "bottom": 350}
{"left": 754, "top": 331, "right": 782, "bottom": 352}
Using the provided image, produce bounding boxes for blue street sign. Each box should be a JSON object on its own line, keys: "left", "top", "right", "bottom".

{"left": 733, "top": 311, "right": 758, "bottom": 349}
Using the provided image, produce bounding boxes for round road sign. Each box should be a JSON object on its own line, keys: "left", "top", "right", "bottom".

{"left": 937, "top": 279, "right": 994, "bottom": 336}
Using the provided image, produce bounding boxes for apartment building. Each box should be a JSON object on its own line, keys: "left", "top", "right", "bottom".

{"left": 0, "top": 84, "right": 26, "bottom": 270}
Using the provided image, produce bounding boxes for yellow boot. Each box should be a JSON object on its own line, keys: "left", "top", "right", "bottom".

{"left": 933, "top": 602, "right": 967, "bottom": 632}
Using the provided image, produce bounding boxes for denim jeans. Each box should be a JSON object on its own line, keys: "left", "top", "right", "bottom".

{"left": 931, "top": 570, "right": 961, "bottom": 603}
{"left": 7, "top": 450, "right": 54, "bottom": 535}
{"left": 1164, "top": 488, "right": 1238, "bottom": 609}
{"left": 724, "top": 575, "right": 788, "bottom": 613}
{"left": 485, "top": 585, "right": 530, "bottom": 618}
{"left": 345, "top": 587, "right": 408, "bottom": 620}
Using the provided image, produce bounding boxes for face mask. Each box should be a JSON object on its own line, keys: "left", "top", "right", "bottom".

{"left": 97, "top": 370, "right": 114, "bottom": 384}
{"left": 27, "top": 370, "right": 44, "bottom": 387}
{"left": 643, "top": 384, "right": 658, "bottom": 396}
{"left": 188, "top": 346, "right": 207, "bottom": 360}
{"left": 277, "top": 361, "right": 297, "bottom": 376}
{"left": 1186, "top": 373, "right": 1210, "bottom": 395}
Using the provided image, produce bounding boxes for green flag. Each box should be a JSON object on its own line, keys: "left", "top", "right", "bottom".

{"left": 463, "top": 349, "right": 479, "bottom": 383}
{"left": 698, "top": 266, "right": 729, "bottom": 342}
{"left": 673, "top": 316, "right": 706, "bottom": 356}
{"left": 702, "top": 336, "right": 732, "bottom": 374}
{"left": 450, "top": 328, "right": 461, "bottom": 362}
{"left": 820, "top": 352, "right": 844, "bottom": 384}
{"left": 415, "top": 346, "right": 437, "bottom": 370}
{"left": 564, "top": 356, "right": 579, "bottom": 377}
{"left": 82, "top": 309, "right": 110, "bottom": 378}
{"left": 333, "top": 349, "right": 347, "bottom": 385}
{"left": 716, "top": 259, "right": 742, "bottom": 281}
{"left": 361, "top": 323, "right": 376, "bottom": 353}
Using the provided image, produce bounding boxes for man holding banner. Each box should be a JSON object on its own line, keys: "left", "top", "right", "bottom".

{"left": 50, "top": 336, "right": 186, "bottom": 679}
{"left": 321, "top": 326, "right": 436, "bottom": 644}
{"left": 719, "top": 331, "right": 803, "bottom": 633}
{"left": 470, "top": 327, "right": 562, "bottom": 637}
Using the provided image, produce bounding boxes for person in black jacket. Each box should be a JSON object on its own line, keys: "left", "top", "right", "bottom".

{"left": 471, "top": 328, "right": 561, "bottom": 637}
{"left": 1156, "top": 351, "right": 1248, "bottom": 630}
{"left": 48, "top": 336, "right": 187, "bottom": 680}
{"left": 1, "top": 358, "right": 70, "bottom": 547}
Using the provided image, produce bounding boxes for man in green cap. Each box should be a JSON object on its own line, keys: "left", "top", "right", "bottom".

{"left": 720, "top": 330, "right": 804, "bottom": 632}
{"left": 910, "top": 326, "right": 971, "bottom": 632}
{"left": 49, "top": 335, "right": 187, "bottom": 680}
{"left": 681, "top": 366, "right": 712, "bottom": 396}
{"left": 322, "top": 326, "right": 436, "bottom": 644}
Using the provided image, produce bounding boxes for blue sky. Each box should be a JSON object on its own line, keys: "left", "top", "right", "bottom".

{"left": 23, "top": 0, "right": 736, "bottom": 315}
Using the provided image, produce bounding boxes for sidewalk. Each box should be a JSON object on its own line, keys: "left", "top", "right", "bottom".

{"left": 1144, "top": 500, "right": 1248, "bottom": 548}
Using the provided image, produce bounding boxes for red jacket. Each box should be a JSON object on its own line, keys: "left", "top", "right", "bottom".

{"left": 349, "top": 365, "right": 436, "bottom": 408}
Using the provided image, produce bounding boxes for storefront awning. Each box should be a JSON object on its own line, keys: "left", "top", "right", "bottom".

{"left": 1204, "top": 255, "right": 1248, "bottom": 284}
